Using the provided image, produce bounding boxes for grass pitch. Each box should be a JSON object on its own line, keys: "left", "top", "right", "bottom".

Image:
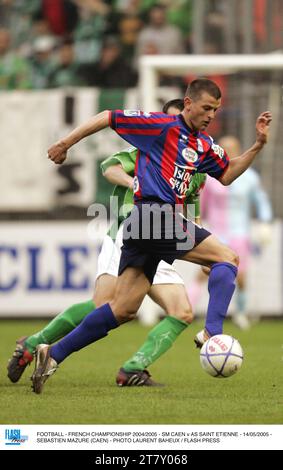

{"left": 0, "top": 319, "right": 282, "bottom": 424}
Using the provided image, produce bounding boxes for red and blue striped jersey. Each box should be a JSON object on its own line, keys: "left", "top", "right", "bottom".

{"left": 109, "top": 110, "right": 229, "bottom": 206}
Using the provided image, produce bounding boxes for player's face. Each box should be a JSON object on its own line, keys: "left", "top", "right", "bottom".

{"left": 184, "top": 92, "right": 221, "bottom": 131}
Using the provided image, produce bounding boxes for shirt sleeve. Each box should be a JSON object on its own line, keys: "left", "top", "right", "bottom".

{"left": 100, "top": 147, "right": 137, "bottom": 175}
{"left": 109, "top": 110, "right": 175, "bottom": 153}
{"left": 199, "top": 140, "right": 230, "bottom": 180}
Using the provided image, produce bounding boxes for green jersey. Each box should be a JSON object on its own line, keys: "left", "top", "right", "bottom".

{"left": 101, "top": 148, "right": 206, "bottom": 238}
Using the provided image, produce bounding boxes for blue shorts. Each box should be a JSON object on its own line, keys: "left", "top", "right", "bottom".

{"left": 118, "top": 200, "right": 211, "bottom": 283}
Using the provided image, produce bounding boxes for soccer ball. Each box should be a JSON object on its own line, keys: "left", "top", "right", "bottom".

{"left": 200, "top": 334, "right": 243, "bottom": 378}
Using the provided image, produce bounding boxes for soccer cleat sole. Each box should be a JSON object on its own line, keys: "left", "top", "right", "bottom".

{"left": 31, "top": 345, "right": 57, "bottom": 394}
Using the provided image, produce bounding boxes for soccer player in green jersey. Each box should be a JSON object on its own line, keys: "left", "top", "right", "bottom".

{"left": 98, "top": 141, "right": 206, "bottom": 386}
{"left": 7, "top": 99, "right": 206, "bottom": 387}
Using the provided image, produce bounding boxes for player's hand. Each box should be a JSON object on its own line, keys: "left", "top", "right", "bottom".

{"left": 47, "top": 141, "right": 68, "bottom": 164}
{"left": 255, "top": 111, "right": 272, "bottom": 145}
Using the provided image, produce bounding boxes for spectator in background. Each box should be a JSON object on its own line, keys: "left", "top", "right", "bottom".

{"left": 79, "top": 35, "right": 137, "bottom": 88}
{"left": 41, "top": 0, "right": 79, "bottom": 37}
{"left": 48, "top": 39, "right": 86, "bottom": 88}
{"left": 29, "top": 34, "right": 56, "bottom": 89}
{"left": 203, "top": 10, "right": 226, "bottom": 54}
{"left": 18, "top": 10, "right": 55, "bottom": 59}
{"left": 0, "top": 27, "right": 31, "bottom": 89}
{"left": 136, "top": 3, "right": 185, "bottom": 57}
{"left": 115, "top": 0, "right": 142, "bottom": 15}
{"left": 166, "top": 0, "right": 193, "bottom": 39}
{"left": 73, "top": 0, "right": 109, "bottom": 64}
{"left": 117, "top": 14, "right": 143, "bottom": 63}
{"left": 0, "top": 0, "right": 41, "bottom": 53}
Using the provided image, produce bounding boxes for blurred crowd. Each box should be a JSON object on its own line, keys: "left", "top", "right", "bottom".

{"left": 0, "top": 0, "right": 196, "bottom": 90}
{"left": 0, "top": 0, "right": 282, "bottom": 90}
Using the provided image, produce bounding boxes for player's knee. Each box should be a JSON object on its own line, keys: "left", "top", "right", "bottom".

{"left": 167, "top": 304, "right": 193, "bottom": 324}
{"left": 228, "top": 250, "right": 239, "bottom": 267}
{"left": 110, "top": 301, "right": 137, "bottom": 324}
{"left": 117, "top": 310, "right": 137, "bottom": 324}
{"left": 179, "top": 306, "right": 194, "bottom": 324}
{"left": 220, "top": 248, "right": 239, "bottom": 267}
{"left": 93, "top": 294, "right": 113, "bottom": 308}
{"left": 202, "top": 266, "right": 211, "bottom": 276}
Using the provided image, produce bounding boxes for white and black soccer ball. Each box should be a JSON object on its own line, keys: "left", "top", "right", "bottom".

{"left": 200, "top": 334, "right": 243, "bottom": 378}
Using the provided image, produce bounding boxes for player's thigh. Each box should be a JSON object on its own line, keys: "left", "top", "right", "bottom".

{"left": 93, "top": 274, "right": 117, "bottom": 307}
{"left": 181, "top": 234, "right": 239, "bottom": 267}
{"left": 149, "top": 284, "right": 193, "bottom": 324}
{"left": 110, "top": 267, "right": 151, "bottom": 323}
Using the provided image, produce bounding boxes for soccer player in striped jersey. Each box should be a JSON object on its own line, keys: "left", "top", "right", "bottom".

{"left": 32, "top": 78, "right": 271, "bottom": 394}
{"left": 7, "top": 100, "right": 205, "bottom": 387}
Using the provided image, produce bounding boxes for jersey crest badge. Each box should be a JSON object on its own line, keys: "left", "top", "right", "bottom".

{"left": 182, "top": 148, "right": 198, "bottom": 163}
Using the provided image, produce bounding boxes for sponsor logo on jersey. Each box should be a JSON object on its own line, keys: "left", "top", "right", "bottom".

{"left": 212, "top": 143, "right": 224, "bottom": 158}
{"left": 182, "top": 148, "right": 198, "bottom": 163}
{"left": 143, "top": 112, "right": 152, "bottom": 118}
{"left": 124, "top": 109, "right": 141, "bottom": 117}
{"left": 169, "top": 164, "right": 193, "bottom": 198}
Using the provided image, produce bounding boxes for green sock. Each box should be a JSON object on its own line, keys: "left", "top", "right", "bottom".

{"left": 122, "top": 316, "right": 188, "bottom": 372}
{"left": 25, "top": 299, "right": 95, "bottom": 354}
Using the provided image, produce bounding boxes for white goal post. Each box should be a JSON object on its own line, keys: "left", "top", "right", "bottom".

{"left": 139, "top": 54, "right": 283, "bottom": 110}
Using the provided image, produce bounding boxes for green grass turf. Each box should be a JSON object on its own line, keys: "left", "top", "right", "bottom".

{"left": 0, "top": 319, "right": 282, "bottom": 424}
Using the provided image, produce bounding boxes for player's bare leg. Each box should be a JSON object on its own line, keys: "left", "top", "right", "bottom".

{"left": 181, "top": 234, "right": 238, "bottom": 267}
{"left": 116, "top": 282, "right": 193, "bottom": 386}
{"left": 32, "top": 267, "right": 150, "bottom": 393}
{"left": 149, "top": 284, "right": 193, "bottom": 324}
{"left": 181, "top": 234, "right": 239, "bottom": 342}
{"left": 93, "top": 274, "right": 116, "bottom": 307}
{"left": 110, "top": 267, "right": 151, "bottom": 323}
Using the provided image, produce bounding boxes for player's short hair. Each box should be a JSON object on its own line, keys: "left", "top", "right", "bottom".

{"left": 185, "top": 78, "right": 221, "bottom": 101}
{"left": 162, "top": 98, "right": 184, "bottom": 113}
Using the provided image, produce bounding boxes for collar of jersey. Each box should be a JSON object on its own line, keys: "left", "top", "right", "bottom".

{"left": 178, "top": 114, "right": 199, "bottom": 136}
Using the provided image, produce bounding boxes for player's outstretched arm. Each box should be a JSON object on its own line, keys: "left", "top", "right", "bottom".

{"left": 47, "top": 110, "right": 110, "bottom": 164}
{"left": 103, "top": 164, "right": 134, "bottom": 189}
{"left": 219, "top": 111, "right": 272, "bottom": 185}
